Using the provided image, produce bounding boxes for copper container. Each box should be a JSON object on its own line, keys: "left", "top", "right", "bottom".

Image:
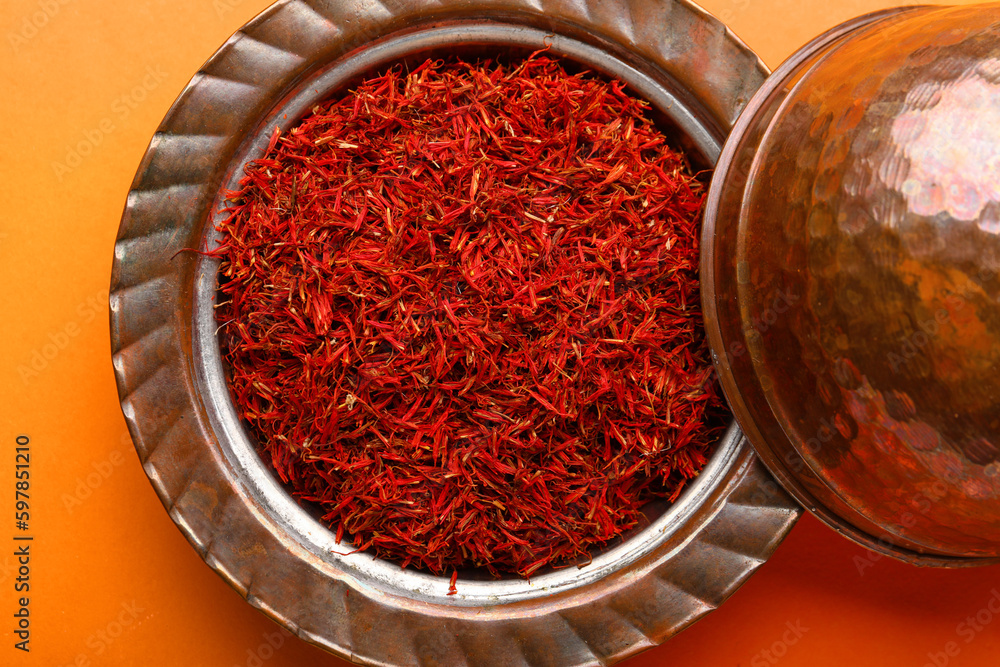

{"left": 110, "top": 0, "right": 799, "bottom": 664}
{"left": 703, "top": 4, "right": 1000, "bottom": 564}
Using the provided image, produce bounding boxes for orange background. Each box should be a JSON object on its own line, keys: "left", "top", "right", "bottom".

{"left": 2, "top": 0, "right": 999, "bottom": 665}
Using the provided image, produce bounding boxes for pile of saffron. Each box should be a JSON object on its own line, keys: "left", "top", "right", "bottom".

{"left": 214, "top": 56, "right": 726, "bottom": 578}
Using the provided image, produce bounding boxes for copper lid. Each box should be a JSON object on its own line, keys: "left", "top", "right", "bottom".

{"left": 703, "top": 4, "right": 1000, "bottom": 564}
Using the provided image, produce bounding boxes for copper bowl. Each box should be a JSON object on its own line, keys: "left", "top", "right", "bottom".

{"left": 110, "top": 0, "right": 799, "bottom": 664}
{"left": 703, "top": 3, "right": 1000, "bottom": 565}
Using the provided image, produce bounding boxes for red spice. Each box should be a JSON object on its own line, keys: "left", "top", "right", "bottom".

{"left": 214, "top": 55, "right": 725, "bottom": 578}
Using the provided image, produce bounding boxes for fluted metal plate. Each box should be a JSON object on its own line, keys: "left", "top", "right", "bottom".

{"left": 110, "top": 1, "right": 800, "bottom": 664}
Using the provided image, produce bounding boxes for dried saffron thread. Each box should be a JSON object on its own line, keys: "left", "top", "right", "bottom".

{"left": 214, "top": 55, "right": 726, "bottom": 578}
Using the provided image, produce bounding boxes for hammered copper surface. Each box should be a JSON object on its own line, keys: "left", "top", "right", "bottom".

{"left": 704, "top": 5, "right": 1000, "bottom": 562}
{"left": 110, "top": 1, "right": 800, "bottom": 664}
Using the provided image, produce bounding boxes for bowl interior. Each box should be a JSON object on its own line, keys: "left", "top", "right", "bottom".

{"left": 192, "top": 21, "right": 742, "bottom": 601}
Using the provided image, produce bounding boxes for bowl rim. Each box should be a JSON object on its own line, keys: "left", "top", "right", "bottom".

{"left": 110, "top": 0, "right": 799, "bottom": 664}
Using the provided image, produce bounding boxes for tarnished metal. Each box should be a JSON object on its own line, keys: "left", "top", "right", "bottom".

{"left": 703, "top": 4, "right": 1000, "bottom": 565}
{"left": 110, "top": 1, "right": 799, "bottom": 664}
